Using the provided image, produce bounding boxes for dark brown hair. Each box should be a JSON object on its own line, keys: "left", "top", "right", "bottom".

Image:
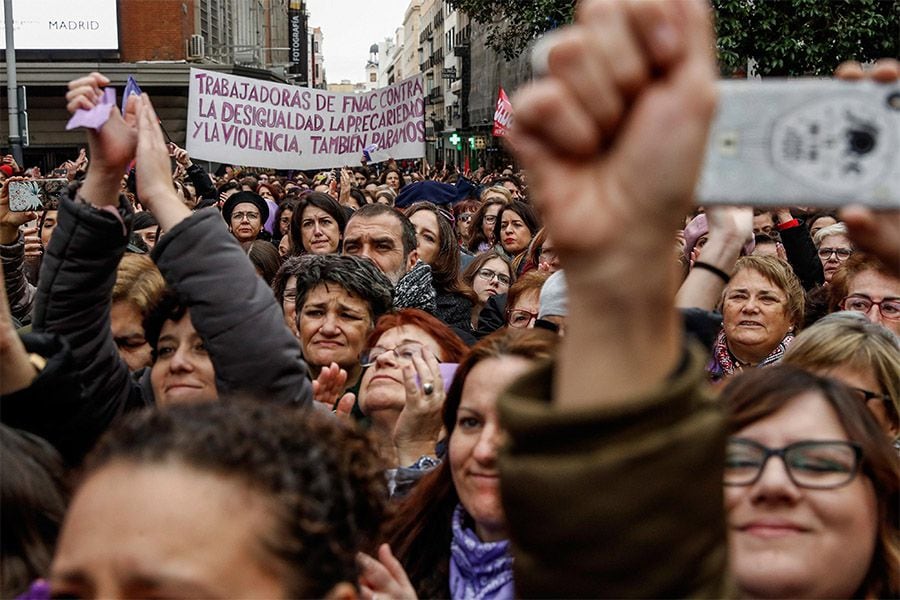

{"left": 81, "top": 401, "right": 388, "bottom": 597}
{"left": 404, "top": 202, "right": 475, "bottom": 299}
{"left": 721, "top": 365, "right": 899, "bottom": 599}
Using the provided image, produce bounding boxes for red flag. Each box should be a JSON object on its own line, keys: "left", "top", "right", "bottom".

{"left": 492, "top": 87, "right": 513, "bottom": 137}
{"left": 464, "top": 154, "right": 470, "bottom": 172}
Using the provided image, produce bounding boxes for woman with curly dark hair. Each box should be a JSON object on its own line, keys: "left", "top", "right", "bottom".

{"left": 48, "top": 401, "right": 388, "bottom": 598}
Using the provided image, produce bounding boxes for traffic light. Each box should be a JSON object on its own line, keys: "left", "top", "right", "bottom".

{"left": 468, "top": 136, "right": 476, "bottom": 149}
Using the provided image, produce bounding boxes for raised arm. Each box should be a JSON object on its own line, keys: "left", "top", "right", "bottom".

{"left": 499, "top": 1, "right": 729, "bottom": 596}
{"left": 136, "top": 95, "right": 312, "bottom": 406}
{"left": 510, "top": 0, "right": 717, "bottom": 408}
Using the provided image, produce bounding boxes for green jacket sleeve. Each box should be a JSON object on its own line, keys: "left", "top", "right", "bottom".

{"left": 498, "top": 344, "right": 732, "bottom": 598}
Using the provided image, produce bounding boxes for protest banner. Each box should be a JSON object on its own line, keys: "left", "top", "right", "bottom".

{"left": 186, "top": 68, "right": 426, "bottom": 169}
{"left": 492, "top": 87, "right": 513, "bottom": 137}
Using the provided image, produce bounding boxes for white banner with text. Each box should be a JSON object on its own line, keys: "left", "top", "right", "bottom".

{"left": 186, "top": 68, "right": 426, "bottom": 170}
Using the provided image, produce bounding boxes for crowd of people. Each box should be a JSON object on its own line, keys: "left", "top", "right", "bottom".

{"left": 1, "top": 0, "right": 899, "bottom": 597}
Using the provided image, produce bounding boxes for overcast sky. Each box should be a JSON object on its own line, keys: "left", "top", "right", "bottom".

{"left": 305, "top": 0, "right": 411, "bottom": 84}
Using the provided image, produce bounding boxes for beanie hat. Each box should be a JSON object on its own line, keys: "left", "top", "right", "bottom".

{"left": 132, "top": 211, "right": 158, "bottom": 231}
{"left": 222, "top": 191, "right": 270, "bottom": 224}
{"left": 538, "top": 270, "right": 568, "bottom": 319}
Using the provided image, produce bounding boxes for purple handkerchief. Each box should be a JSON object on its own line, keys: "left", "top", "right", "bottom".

{"left": 16, "top": 580, "right": 50, "bottom": 600}
{"left": 65, "top": 87, "right": 116, "bottom": 131}
{"left": 122, "top": 76, "right": 142, "bottom": 115}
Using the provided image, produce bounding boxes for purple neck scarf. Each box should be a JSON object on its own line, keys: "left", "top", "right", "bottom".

{"left": 449, "top": 504, "right": 514, "bottom": 600}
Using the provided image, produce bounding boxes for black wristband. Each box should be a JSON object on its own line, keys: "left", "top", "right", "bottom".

{"left": 692, "top": 261, "right": 731, "bottom": 283}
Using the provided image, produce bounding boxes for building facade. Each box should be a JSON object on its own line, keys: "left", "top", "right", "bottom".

{"left": 1, "top": 0, "right": 313, "bottom": 170}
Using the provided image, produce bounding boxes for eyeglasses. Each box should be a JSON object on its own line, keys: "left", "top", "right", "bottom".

{"left": 484, "top": 215, "right": 497, "bottom": 225}
{"left": 817, "top": 247, "right": 852, "bottom": 260}
{"left": 476, "top": 268, "right": 511, "bottom": 286}
{"left": 458, "top": 213, "right": 473, "bottom": 223}
{"left": 841, "top": 294, "right": 900, "bottom": 320}
{"left": 360, "top": 342, "right": 425, "bottom": 367}
{"left": 724, "top": 438, "right": 862, "bottom": 489}
{"left": 507, "top": 309, "right": 539, "bottom": 328}
{"left": 232, "top": 211, "right": 260, "bottom": 222}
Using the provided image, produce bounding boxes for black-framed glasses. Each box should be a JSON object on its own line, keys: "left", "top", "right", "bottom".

{"left": 507, "top": 309, "right": 539, "bottom": 328}
{"left": 476, "top": 268, "right": 511, "bottom": 286}
{"left": 817, "top": 247, "right": 852, "bottom": 260}
{"left": 841, "top": 294, "right": 900, "bottom": 320}
{"left": 724, "top": 438, "right": 862, "bottom": 489}
{"left": 360, "top": 342, "right": 425, "bottom": 367}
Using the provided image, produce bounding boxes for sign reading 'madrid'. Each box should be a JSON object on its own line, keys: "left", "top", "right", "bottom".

{"left": 0, "top": 0, "right": 118, "bottom": 50}
{"left": 186, "top": 68, "right": 426, "bottom": 169}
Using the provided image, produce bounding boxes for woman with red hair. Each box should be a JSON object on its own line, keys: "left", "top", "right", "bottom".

{"left": 357, "top": 309, "right": 468, "bottom": 472}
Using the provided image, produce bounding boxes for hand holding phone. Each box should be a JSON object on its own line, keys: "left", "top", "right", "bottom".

{"left": 696, "top": 79, "right": 900, "bottom": 209}
{"left": 8, "top": 179, "right": 67, "bottom": 212}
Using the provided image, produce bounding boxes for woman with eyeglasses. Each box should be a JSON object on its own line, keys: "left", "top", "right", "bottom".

{"left": 452, "top": 199, "right": 480, "bottom": 248}
{"left": 461, "top": 250, "right": 515, "bottom": 330}
{"left": 813, "top": 222, "right": 854, "bottom": 283}
{"left": 784, "top": 311, "right": 900, "bottom": 450}
{"left": 505, "top": 271, "right": 549, "bottom": 330}
{"left": 829, "top": 252, "right": 900, "bottom": 337}
{"left": 721, "top": 365, "right": 898, "bottom": 598}
{"left": 356, "top": 309, "right": 468, "bottom": 472}
{"left": 465, "top": 194, "right": 509, "bottom": 254}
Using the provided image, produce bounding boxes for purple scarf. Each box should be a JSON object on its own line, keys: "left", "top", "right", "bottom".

{"left": 449, "top": 504, "right": 515, "bottom": 600}
{"left": 708, "top": 328, "right": 794, "bottom": 380}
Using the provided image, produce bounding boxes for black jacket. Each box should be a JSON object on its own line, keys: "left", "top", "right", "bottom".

{"left": 30, "top": 194, "right": 311, "bottom": 461}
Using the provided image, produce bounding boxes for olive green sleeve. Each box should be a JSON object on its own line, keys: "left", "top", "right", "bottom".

{"left": 499, "top": 344, "right": 733, "bottom": 598}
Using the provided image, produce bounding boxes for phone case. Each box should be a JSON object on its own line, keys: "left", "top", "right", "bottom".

{"left": 696, "top": 80, "right": 900, "bottom": 208}
{"left": 8, "top": 179, "right": 68, "bottom": 212}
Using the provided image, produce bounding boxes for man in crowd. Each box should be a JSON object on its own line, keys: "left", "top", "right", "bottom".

{"left": 342, "top": 203, "right": 437, "bottom": 313}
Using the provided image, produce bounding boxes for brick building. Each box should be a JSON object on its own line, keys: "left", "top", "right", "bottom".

{"left": 1, "top": 0, "right": 292, "bottom": 170}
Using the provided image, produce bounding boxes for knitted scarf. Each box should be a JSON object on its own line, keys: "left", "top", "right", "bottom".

{"left": 449, "top": 504, "right": 515, "bottom": 600}
{"left": 393, "top": 260, "right": 437, "bottom": 314}
{"left": 708, "top": 328, "right": 794, "bottom": 380}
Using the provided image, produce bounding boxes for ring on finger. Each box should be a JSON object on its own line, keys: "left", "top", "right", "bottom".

{"left": 422, "top": 382, "right": 435, "bottom": 395}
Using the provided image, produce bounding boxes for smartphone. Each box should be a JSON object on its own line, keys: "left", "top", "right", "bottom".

{"left": 51, "top": 168, "right": 68, "bottom": 178}
{"left": 414, "top": 363, "right": 460, "bottom": 393}
{"left": 8, "top": 178, "right": 67, "bottom": 212}
{"left": 696, "top": 79, "right": 900, "bottom": 209}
